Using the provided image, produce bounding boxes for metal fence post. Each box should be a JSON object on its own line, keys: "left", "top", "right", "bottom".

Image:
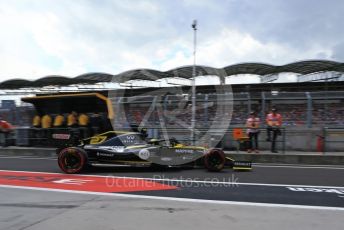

{"left": 247, "top": 92, "right": 251, "bottom": 113}
{"left": 323, "top": 127, "right": 327, "bottom": 154}
{"left": 164, "top": 95, "right": 168, "bottom": 112}
{"left": 204, "top": 94, "right": 208, "bottom": 127}
{"left": 306, "top": 92, "right": 312, "bottom": 128}
{"left": 282, "top": 127, "right": 286, "bottom": 154}
{"left": 261, "top": 92, "right": 266, "bottom": 122}
{"left": 114, "top": 97, "right": 121, "bottom": 129}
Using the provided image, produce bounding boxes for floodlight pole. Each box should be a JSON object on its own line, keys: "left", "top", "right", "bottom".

{"left": 191, "top": 20, "right": 197, "bottom": 145}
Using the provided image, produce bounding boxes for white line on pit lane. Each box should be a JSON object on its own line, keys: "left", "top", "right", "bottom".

{"left": 0, "top": 156, "right": 56, "bottom": 160}
{"left": 253, "top": 163, "right": 344, "bottom": 170}
{"left": 1, "top": 169, "right": 344, "bottom": 189}
{"left": 1, "top": 156, "right": 344, "bottom": 170}
{"left": 0, "top": 184, "right": 343, "bottom": 211}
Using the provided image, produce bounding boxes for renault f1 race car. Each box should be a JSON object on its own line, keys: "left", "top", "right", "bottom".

{"left": 57, "top": 131, "right": 252, "bottom": 174}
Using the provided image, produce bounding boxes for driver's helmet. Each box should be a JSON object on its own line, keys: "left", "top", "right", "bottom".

{"left": 140, "top": 128, "right": 148, "bottom": 137}
{"left": 169, "top": 137, "right": 179, "bottom": 147}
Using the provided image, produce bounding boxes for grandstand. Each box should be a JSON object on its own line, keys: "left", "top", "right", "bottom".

{"left": 1, "top": 82, "right": 343, "bottom": 128}
{"left": 0, "top": 60, "right": 343, "bottom": 151}
{"left": 0, "top": 60, "right": 344, "bottom": 128}
{"left": 1, "top": 60, "right": 344, "bottom": 88}
{"left": 109, "top": 83, "right": 344, "bottom": 128}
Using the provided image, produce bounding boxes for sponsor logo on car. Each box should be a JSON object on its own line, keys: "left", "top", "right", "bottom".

{"left": 52, "top": 133, "right": 71, "bottom": 140}
{"left": 97, "top": 152, "right": 115, "bottom": 157}
{"left": 182, "top": 156, "right": 195, "bottom": 160}
{"left": 98, "top": 146, "right": 125, "bottom": 152}
{"left": 234, "top": 161, "right": 252, "bottom": 167}
{"left": 122, "top": 135, "right": 137, "bottom": 144}
{"left": 175, "top": 149, "right": 194, "bottom": 154}
{"left": 161, "top": 157, "right": 172, "bottom": 162}
{"left": 138, "top": 149, "right": 150, "bottom": 160}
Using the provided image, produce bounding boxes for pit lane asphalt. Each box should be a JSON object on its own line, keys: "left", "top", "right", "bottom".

{"left": 1, "top": 155, "right": 344, "bottom": 230}
{"left": 0, "top": 156, "right": 343, "bottom": 186}
{"left": 0, "top": 155, "right": 344, "bottom": 209}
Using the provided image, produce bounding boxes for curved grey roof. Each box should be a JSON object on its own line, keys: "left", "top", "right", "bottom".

{"left": 0, "top": 60, "right": 343, "bottom": 89}
{"left": 75, "top": 72, "right": 114, "bottom": 82}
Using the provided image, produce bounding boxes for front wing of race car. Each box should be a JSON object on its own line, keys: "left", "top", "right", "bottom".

{"left": 226, "top": 157, "right": 252, "bottom": 170}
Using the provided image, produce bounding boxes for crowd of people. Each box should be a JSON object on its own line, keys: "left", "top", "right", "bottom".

{"left": 312, "top": 104, "right": 344, "bottom": 126}
{"left": 114, "top": 101, "right": 343, "bottom": 129}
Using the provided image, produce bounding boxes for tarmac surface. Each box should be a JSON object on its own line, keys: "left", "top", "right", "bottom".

{"left": 0, "top": 154, "right": 343, "bottom": 230}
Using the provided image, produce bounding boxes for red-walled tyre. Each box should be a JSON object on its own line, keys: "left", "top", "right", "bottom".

{"left": 58, "top": 147, "right": 87, "bottom": 174}
{"left": 204, "top": 149, "right": 225, "bottom": 172}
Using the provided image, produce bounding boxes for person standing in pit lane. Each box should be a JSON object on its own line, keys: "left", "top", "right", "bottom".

{"left": 0, "top": 118, "right": 13, "bottom": 147}
{"left": 266, "top": 107, "right": 283, "bottom": 153}
{"left": 246, "top": 111, "right": 260, "bottom": 153}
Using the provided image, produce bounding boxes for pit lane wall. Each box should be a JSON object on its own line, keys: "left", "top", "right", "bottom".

{"left": 148, "top": 127, "right": 344, "bottom": 153}
{"left": 220, "top": 127, "right": 343, "bottom": 152}
{"left": 0, "top": 126, "right": 342, "bottom": 153}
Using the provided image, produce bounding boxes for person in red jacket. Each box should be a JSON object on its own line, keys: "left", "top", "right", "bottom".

{"left": 266, "top": 107, "right": 283, "bottom": 153}
{"left": 0, "top": 120, "right": 13, "bottom": 132}
{"left": 0, "top": 119, "right": 14, "bottom": 147}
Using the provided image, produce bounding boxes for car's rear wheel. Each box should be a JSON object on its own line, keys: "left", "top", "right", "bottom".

{"left": 58, "top": 147, "right": 87, "bottom": 174}
{"left": 204, "top": 149, "right": 225, "bottom": 172}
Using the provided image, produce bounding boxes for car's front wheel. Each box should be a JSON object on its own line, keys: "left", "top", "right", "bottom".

{"left": 58, "top": 147, "right": 87, "bottom": 174}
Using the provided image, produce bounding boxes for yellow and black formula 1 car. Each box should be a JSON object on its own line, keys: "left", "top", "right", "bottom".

{"left": 57, "top": 131, "right": 252, "bottom": 174}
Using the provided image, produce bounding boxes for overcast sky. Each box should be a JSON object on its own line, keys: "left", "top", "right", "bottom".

{"left": 0, "top": 0, "right": 343, "bottom": 81}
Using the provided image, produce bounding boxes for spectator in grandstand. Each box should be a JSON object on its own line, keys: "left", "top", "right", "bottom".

{"left": 67, "top": 111, "right": 78, "bottom": 128}
{"left": 32, "top": 114, "right": 41, "bottom": 128}
{"left": 41, "top": 113, "right": 52, "bottom": 129}
{"left": 53, "top": 114, "right": 65, "bottom": 128}
{"left": 266, "top": 107, "right": 283, "bottom": 153}
{"left": 246, "top": 111, "right": 260, "bottom": 153}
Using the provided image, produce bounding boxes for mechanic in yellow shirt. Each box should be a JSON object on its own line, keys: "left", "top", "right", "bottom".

{"left": 78, "top": 113, "right": 90, "bottom": 138}
{"left": 32, "top": 115, "right": 41, "bottom": 128}
{"left": 41, "top": 114, "right": 52, "bottom": 128}
{"left": 67, "top": 111, "right": 78, "bottom": 127}
{"left": 53, "top": 114, "right": 65, "bottom": 127}
{"left": 78, "top": 113, "right": 89, "bottom": 127}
